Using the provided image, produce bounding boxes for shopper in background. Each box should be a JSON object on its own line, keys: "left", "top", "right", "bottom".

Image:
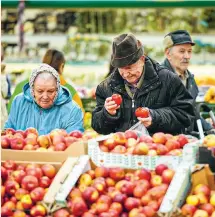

{"left": 5, "top": 64, "right": 84, "bottom": 135}
{"left": 162, "top": 30, "right": 212, "bottom": 132}
{"left": 7, "top": 49, "right": 83, "bottom": 112}
{"left": 92, "top": 33, "right": 195, "bottom": 135}
{"left": 1, "top": 64, "right": 9, "bottom": 129}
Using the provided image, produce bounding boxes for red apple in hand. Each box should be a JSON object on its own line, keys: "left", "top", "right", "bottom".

{"left": 112, "top": 94, "right": 122, "bottom": 105}
{"left": 135, "top": 107, "right": 149, "bottom": 118}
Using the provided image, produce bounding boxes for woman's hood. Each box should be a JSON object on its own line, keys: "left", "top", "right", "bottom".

{"left": 23, "top": 83, "right": 71, "bottom": 106}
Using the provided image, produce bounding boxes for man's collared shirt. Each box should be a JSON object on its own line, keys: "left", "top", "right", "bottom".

{"left": 175, "top": 70, "right": 189, "bottom": 87}
{"left": 124, "top": 67, "right": 145, "bottom": 98}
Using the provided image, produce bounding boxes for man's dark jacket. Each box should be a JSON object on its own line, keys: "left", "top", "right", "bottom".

{"left": 163, "top": 58, "right": 212, "bottom": 131}
{"left": 92, "top": 57, "right": 195, "bottom": 135}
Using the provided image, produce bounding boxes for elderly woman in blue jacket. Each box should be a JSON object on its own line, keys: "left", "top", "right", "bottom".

{"left": 4, "top": 64, "right": 84, "bottom": 135}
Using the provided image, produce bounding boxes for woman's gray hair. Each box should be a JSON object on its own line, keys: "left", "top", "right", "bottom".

{"left": 29, "top": 63, "right": 60, "bottom": 101}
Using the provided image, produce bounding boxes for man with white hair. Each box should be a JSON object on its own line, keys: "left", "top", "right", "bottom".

{"left": 162, "top": 30, "right": 212, "bottom": 132}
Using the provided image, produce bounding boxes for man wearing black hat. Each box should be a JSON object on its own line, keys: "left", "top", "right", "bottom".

{"left": 162, "top": 30, "right": 212, "bottom": 132}
{"left": 92, "top": 33, "right": 195, "bottom": 135}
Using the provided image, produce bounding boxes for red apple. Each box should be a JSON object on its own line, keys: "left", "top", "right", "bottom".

{"left": 124, "top": 130, "right": 138, "bottom": 140}
{"left": 21, "top": 175, "right": 39, "bottom": 191}
{"left": 20, "top": 194, "right": 33, "bottom": 209}
{"left": 165, "top": 139, "right": 180, "bottom": 151}
{"left": 13, "top": 210, "right": 27, "bottom": 217}
{"left": 30, "top": 187, "right": 46, "bottom": 202}
{"left": 177, "top": 134, "right": 188, "bottom": 148}
{"left": 111, "top": 145, "right": 127, "bottom": 154}
{"left": 82, "top": 186, "right": 99, "bottom": 203}
{"left": 15, "top": 188, "right": 29, "bottom": 200}
{"left": 141, "top": 194, "right": 152, "bottom": 206}
{"left": 112, "top": 193, "right": 127, "bottom": 203}
{"left": 11, "top": 170, "right": 26, "bottom": 183}
{"left": 133, "top": 142, "right": 149, "bottom": 155}
{"left": 3, "top": 160, "right": 17, "bottom": 170}
{"left": 124, "top": 197, "right": 140, "bottom": 211}
{"left": 109, "top": 168, "right": 125, "bottom": 181}
{"left": 125, "top": 138, "right": 138, "bottom": 148}
{"left": 152, "top": 132, "right": 167, "bottom": 144}
{"left": 199, "top": 203, "right": 215, "bottom": 216}
{"left": 26, "top": 167, "right": 43, "bottom": 180}
{"left": 193, "top": 210, "right": 209, "bottom": 217}
{"left": 30, "top": 204, "right": 46, "bottom": 216}
{"left": 112, "top": 94, "right": 122, "bottom": 105}
{"left": 113, "top": 132, "right": 126, "bottom": 146}
{"left": 71, "top": 197, "right": 88, "bottom": 216}
{"left": 139, "top": 135, "right": 153, "bottom": 143}
{"left": 156, "top": 144, "right": 169, "bottom": 155}
{"left": 193, "top": 184, "right": 211, "bottom": 197}
{"left": 41, "top": 164, "right": 56, "bottom": 179}
{"left": 1, "top": 206, "right": 13, "bottom": 217}
{"left": 25, "top": 133, "right": 38, "bottom": 145}
{"left": 99, "top": 144, "right": 109, "bottom": 152}
{"left": 54, "top": 142, "right": 67, "bottom": 151}
{"left": 52, "top": 135, "right": 66, "bottom": 146}
{"left": 109, "top": 202, "right": 123, "bottom": 215}
{"left": 5, "top": 128, "right": 16, "bottom": 135}
{"left": 135, "top": 107, "right": 149, "bottom": 118}
{"left": 37, "top": 135, "right": 50, "bottom": 148}
{"left": 95, "top": 167, "right": 109, "bottom": 178}
{"left": 65, "top": 136, "right": 78, "bottom": 147}
{"left": 103, "top": 138, "right": 117, "bottom": 150}
{"left": 150, "top": 175, "right": 162, "bottom": 187}
{"left": 1, "top": 166, "right": 8, "bottom": 180}
{"left": 53, "top": 208, "right": 70, "bottom": 217}
{"left": 1, "top": 136, "right": 10, "bottom": 148}
{"left": 69, "top": 130, "right": 83, "bottom": 138}
{"left": 155, "top": 164, "right": 169, "bottom": 176}
{"left": 136, "top": 168, "right": 151, "bottom": 181}
{"left": 133, "top": 184, "right": 148, "bottom": 198}
{"left": 5, "top": 180, "right": 20, "bottom": 196}
{"left": 162, "top": 169, "right": 175, "bottom": 184}
{"left": 25, "top": 127, "right": 38, "bottom": 136}
{"left": 141, "top": 206, "right": 156, "bottom": 217}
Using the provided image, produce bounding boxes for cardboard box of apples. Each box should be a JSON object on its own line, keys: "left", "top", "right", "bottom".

{"left": 41, "top": 155, "right": 190, "bottom": 217}
{"left": 176, "top": 164, "right": 215, "bottom": 217}
{"left": 1, "top": 159, "right": 62, "bottom": 217}
{"left": 1, "top": 127, "right": 99, "bottom": 161}
{"left": 88, "top": 130, "right": 200, "bottom": 170}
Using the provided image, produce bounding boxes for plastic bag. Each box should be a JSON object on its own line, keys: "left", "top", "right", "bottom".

{"left": 129, "top": 121, "right": 149, "bottom": 136}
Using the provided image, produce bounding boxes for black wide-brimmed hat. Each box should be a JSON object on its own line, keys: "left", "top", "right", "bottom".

{"left": 163, "top": 30, "right": 195, "bottom": 50}
{"left": 111, "top": 33, "right": 144, "bottom": 68}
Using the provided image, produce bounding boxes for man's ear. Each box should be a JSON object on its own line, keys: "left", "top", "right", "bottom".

{"left": 165, "top": 48, "right": 171, "bottom": 59}
{"left": 140, "top": 56, "right": 145, "bottom": 61}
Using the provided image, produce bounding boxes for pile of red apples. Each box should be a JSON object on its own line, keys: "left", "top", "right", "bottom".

{"left": 1, "top": 127, "right": 98, "bottom": 151}
{"left": 99, "top": 130, "right": 191, "bottom": 156}
{"left": 53, "top": 164, "right": 175, "bottom": 217}
{"left": 181, "top": 184, "right": 215, "bottom": 217}
{"left": 1, "top": 160, "right": 57, "bottom": 217}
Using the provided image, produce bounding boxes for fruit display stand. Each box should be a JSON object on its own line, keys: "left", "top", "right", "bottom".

{"left": 88, "top": 134, "right": 200, "bottom": 170}
{"left": 40, "top": 154, "right": 187, "bottom": 216}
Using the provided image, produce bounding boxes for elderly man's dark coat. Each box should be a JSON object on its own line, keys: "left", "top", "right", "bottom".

{"left": 92, "top": 57, "right": 195, "bottom": 135}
